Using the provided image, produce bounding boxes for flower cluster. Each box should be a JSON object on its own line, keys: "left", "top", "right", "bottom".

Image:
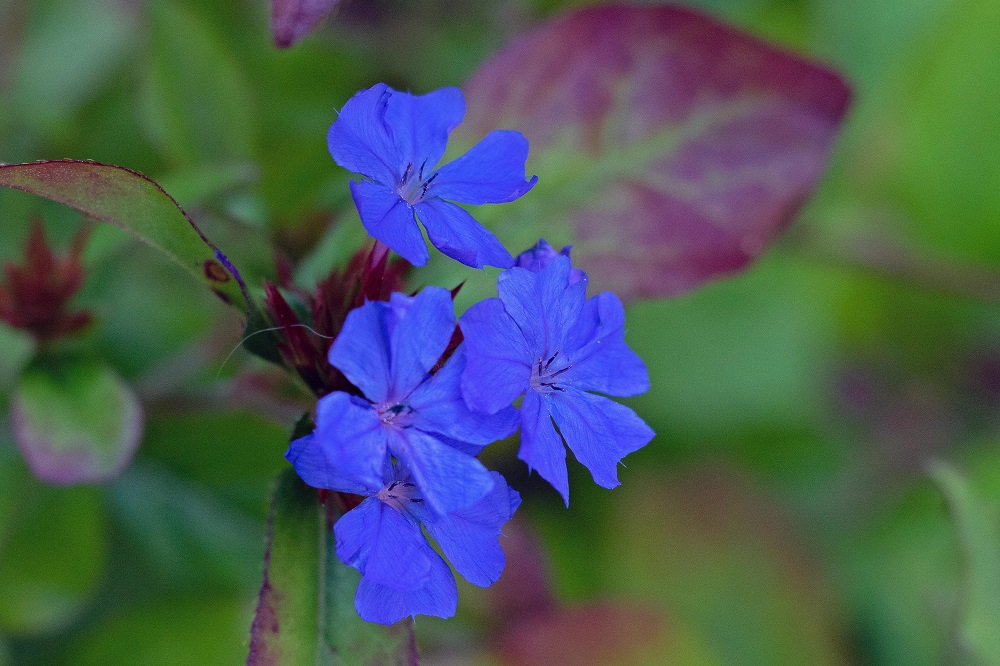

{"left": 287, "top": 84, "right": 653, "bottom": 624}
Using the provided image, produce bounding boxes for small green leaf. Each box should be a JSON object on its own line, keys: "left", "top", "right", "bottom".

{"left": 0, "top": 160, "right": 248, "bottom": 311}
{"left": 930, "top": 462, "right": 1000, "bottom": 665}
{"left": 11, "top": 359, "right": 143, "bottom": 485}
{"left": 247, "top": 470, "right": 417, "bottom": 665}
{"left": 12, "top": 357, "right": 142, "bottom": 485}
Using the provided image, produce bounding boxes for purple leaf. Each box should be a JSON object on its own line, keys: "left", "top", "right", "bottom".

{"left": 0, "top": 160, "right": 248, "bottom": 310}
{"left": 12, "top": 359, "right": 143, "bottom": 485}
{"left": 271, "top": 0, "right": 340, "bottom": 48}
{"left": 457, "top": 4, "right": 851, "bottom": 300}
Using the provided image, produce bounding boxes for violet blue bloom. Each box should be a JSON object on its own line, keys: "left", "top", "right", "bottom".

{"left": 459, "top": 245, "right": 654, "bottom": 505}
{"left": 286, "top": 447, "right": 520, "bottom": 624}
{"left": 328, "top": 83, "right": 537, "bottom": 269}
{"left": 287, "top": 287, "right": 519, "bottom": 516}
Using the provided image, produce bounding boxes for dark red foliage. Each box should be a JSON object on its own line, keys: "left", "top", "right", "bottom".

{"left": 263, "top": 241, "right": 411, "bottom": 396}
{"left": 0, "top": 220, "right": 92, "bottom": 341}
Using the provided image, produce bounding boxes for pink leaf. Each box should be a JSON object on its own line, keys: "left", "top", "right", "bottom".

{"left": 459, "top": 4, "right": 851, "bottom": 300}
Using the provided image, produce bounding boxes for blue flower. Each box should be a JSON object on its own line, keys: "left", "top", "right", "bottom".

{"left": 328, "top": 83, "right": 537, "bottom": 269}
{"left": 286, "top": 446, "right": 520, "bottom": 624}
{"left": 458, "top": 244, "right": 654, "bottom": 505}
{"left": 286, "top": 287, "right": 519, "bottom": 516}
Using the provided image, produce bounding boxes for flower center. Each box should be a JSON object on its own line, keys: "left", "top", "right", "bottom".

{"left": 530, "top": 351, "right": 572, "bottom": 394}
{"left": 378, "top": 402, "right": 416, "bottom": 429}
{"left": 396, "top": 159, "right": 439, "bottom": 205}
{"left": 376, "top": 480, "right": 423, "bottom": 512}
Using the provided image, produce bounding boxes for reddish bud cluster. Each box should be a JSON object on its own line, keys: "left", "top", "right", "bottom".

{"left": 264, "top": 242, "right": 410, "bottom": 396}
{"left": 0, "top": 220, "right": 92, "bottom": 341}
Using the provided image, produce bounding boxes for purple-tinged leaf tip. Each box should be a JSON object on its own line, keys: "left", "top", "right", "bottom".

{"left": 271, "top": 0, "right": 341, "bottom": 48}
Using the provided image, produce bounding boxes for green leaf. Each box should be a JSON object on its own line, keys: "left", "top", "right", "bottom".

{"left": 142, "top": 0, "right": 256, "bottom": 168}
{"left": 247, "top": 470, "right": 417, "bottom": 665}
{"left": 889, "top": 0, "right": 1000, "bottom": 266}
{"left": 930, "top": 462, "right": 1000, "bottom": 665}
{"left": 108, "top": 464, "right": 265, "bottom": 591}
{"left": 0, "top": 472, "right": 106, "bottom": 635}
{"left": 12, "top": 357, "right": 142, "bottom": 485}
{"left": 839, "top": 478, "right": 959, "bottom": 666}
{"left": 0, "top": 160, "right": 248, "bottom": 311}
{"left": 8, "top": 0, "right": 138, "bottom": 127}
{"left": 66, "top": 595, "right": 251, "bottom": 666}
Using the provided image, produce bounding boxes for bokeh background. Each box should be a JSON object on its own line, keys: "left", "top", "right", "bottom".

{"left": 1, "top": 0, "right": 999, "bottom": 664}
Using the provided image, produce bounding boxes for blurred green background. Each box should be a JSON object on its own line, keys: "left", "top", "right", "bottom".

{"left": 2, "top": 0, "right": 1000, "bottom": 664}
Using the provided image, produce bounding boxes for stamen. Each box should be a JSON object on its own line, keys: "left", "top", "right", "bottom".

{"left": 402, "top": 163, "right": 412, "bottom": 183}
{"left": 420, "top": 172, "right": 439, "bottom": 198}
{"left": 418, "top": 158, "right": 428, "bottom": 180}
{"left": 549, "top": 365, "right": 571, "bottom": 378}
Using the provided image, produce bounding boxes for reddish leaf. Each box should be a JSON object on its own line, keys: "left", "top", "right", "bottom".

{"left": 271, "top": 0, "right": 340, "bottom": 48}
{"left": 0, "top": 220, "right": 91, "bottom": 341}
{"left": 458, "top": 4, "right": 851, "bottom": 300}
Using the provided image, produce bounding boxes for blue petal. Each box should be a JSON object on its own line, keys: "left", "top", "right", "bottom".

{"left": 328, "top": 84, "right": 400, "bottom": 185}
{"left": 410, "top": 346, "right": 520, "bottom": 445}
{"left": 285, "top": 433, "right": 378, "bottom": 495}
{"left": 547, "top": 387, "right": 654, "bottom": 490}
{"left": 519, "top": 390, "right": 569, "bottom": 506}
{"left": 497, "top": 257, "right": 587, "bottom": 355}
{"left": 387, "top": 288, "right": 455, "bottom": 398}
{"left": 383, "top": 87, "right": 465, "bottom": 174}
{"left": 563, "top": 293, "right": 649, "bottom": 397}
{"left": 349, "top": 180, "right": 429, "bottom": 267}
{"left": 414, "top": 199, "right": 513, "bottom": 269}
{"left": 328, "top": 299, "right": 392, "bottom": 403}
{"left": 429, "top": 130, "right": 538, "bottom": 205}
{"left": 419, "top": 471, "right": 521, "bottom": 587}
{"left": 426, "top": 433, "right": 486, "bottom": 457}
{"left": 458, "top": 299, "right": 531, "bottom": 414}
{"left": 312, "top": 391, "right": 389, "bottom": 491}
{"left": 355, "top": 547, "right": 457, "bottom": 624}
{"left": 334, "top": 497, "right": 430, "bottom": 591}
{"left": 514, "top": 239, "right": 587, "bottom": 285}
{"left": 388, "top": 428, "right": 495, "bottom": 516}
